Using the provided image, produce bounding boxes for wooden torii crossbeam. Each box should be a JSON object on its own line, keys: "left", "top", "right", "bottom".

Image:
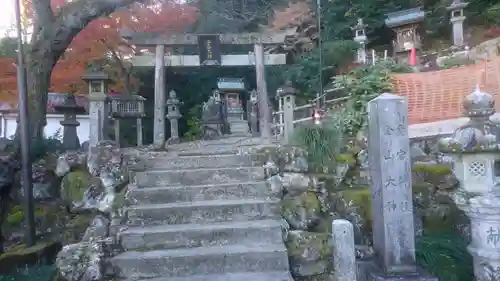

{"left": 121, "top": 30, "right": 293, "bottom": 147}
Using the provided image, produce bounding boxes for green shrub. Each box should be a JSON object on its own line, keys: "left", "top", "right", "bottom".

{"left": 291, "top": 113, "right": 344, "bottom": 172}
{"left": 416, "top": 232, "right": 474, "bottom": 281}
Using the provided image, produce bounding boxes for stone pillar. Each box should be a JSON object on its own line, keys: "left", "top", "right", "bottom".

{"left": 254, "top": 43, "right": 271, "bottom": 142}
{"left": 365, "top": 93, "right": 437, "bottom": 281}
{"left": 82, "top": 72, "right": 110, "bottom": 148}
{"left": 153, "top": 44, "right": 166, "bottom": 148}
{"left": 332, "top": 219, "right": 357, "bottom": 281}
{"left": 277, "top": 81, "right": 296, "bottom": 144}
{"left": 447, "top": 0, "right": 468, "bottom": 47}
{"left": 352, "top": 18, "right": 368, "bottom": 63}
{"left": 54, "top": 94, "right": 85, "bottom": 151}
{"left": 166, "top": 90, "right": 181, "bottom": 145}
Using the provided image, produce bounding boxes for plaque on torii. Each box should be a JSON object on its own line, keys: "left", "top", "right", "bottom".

{"left": 198, "top": 35, "right": 222, "bottom": 66}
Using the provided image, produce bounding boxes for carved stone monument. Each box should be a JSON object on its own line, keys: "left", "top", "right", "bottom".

{"left": 439, "top": 86, "right": 500, "bottom": 281}
{"left": 364, "top": 93, "right": 437, "bottom": 281}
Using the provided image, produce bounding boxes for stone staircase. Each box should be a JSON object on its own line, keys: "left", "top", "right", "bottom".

{"left": 111, "top": 139, "right": 293, "bottom": 281}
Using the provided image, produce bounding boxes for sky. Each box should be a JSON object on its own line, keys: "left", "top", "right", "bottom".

{"left": 0, "top": 1, "right": 15, "bottom": 36}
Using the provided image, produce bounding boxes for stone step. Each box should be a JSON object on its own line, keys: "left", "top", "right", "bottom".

{"left": 134, "top": 167, "right": 265, "bottom": 187}
{"left": 125, "top": 198, "right": 280, "bottom": 226}
{"left": 177, "top": 147, "right": 239, "bottom": 156}
{"left": 126, "top": 181, "right": 270, "bottom": 204}
{"left": 111, "top": 244, "right": 290, "bottom": 278}
{"left": 132, "top": 271, "right": 294, "bottom": 281}
{"left": 119, "top": 219, "right": 284, "bottom": 251}
{"left": 145, "top": 154, "right": 257, "bottom": 170}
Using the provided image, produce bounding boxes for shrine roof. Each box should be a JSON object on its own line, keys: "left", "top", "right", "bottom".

{"left": 385, "top": 7, "right": 425, "bottom": 27}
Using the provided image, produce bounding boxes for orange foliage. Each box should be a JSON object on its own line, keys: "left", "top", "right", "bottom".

{"left": 0, "top": 0, "right": 198, "bottom": 102}
{"left": 0, "top": 58, "right": 17, "bottom": 106}
{"left": 266, "top": 1, "right": 312, "bottom": 31}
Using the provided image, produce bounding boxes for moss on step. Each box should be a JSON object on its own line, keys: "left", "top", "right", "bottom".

{"left": 0, "top": 241, "right": 61, "bottom": 274}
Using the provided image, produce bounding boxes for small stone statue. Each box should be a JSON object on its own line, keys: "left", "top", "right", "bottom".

{"left": 247, "top": 89, "right": 259, "bottom": 136}
{"left": 201, "top": 95, "right": 224, "bottom": 140}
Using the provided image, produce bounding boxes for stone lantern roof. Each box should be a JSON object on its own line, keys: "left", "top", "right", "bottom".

{"left": 438, "top": 85, "right": 500, "bottom": 153}
{"left": 447, "top": 0, "right": 468, "bottom": 11}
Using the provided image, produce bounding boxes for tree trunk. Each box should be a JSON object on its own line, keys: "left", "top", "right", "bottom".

{"left": 14, "top": 0, "right": 149, "bottom": 141}
{"left": 25, "top": 51, "right": 58, "bottom": 140}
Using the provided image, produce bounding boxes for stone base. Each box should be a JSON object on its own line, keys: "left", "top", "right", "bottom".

{"left": 166, "top": 136, "right": 180, "bottom": 145}
{"left": 360, "top": 261, "right": 437, "bottom": 281}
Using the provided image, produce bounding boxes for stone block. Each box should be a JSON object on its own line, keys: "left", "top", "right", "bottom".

{"left": 119, "top": 219, "right": 283, "bottom": 251}
{"left": 135, "top": 167, "right": 265, "bottom": 187}
{"left": 111, "top": 244, "right": 290, "bottom": 278}
{"left": 125, "top": 198, "right": 281, "bottom": 226}
{"left": 126, "top": 181, "right": 270, "bottom": 204}
{"left": 365, "top": 262, "right": 438, "bottom": 281}
{"left": 332, "top": 219, "right": 357, "bottom": 281}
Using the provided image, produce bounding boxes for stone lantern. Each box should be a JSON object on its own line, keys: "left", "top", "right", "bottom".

{"left": 82, "top": 71, "right": 111, "bottom": 147}
{"left": 351, "top": 18, "right": 368, "bottom": 63}
{"left": 438, "top": 86, "right": 500, "bottom": 281}
{"left": 54, "top": 94, "right": 86, "bottom": 150}
{"left": 166, "top": 90, "right": 182, "bottom": 144}
{"left": 447, "top": 0, "right": 468, "bottom": 48}
{"left": 276, "top": 81, "right": 296, "bottom": 143}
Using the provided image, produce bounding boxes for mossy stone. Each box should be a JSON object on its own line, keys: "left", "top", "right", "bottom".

{"left": 0, "top": 241, "right": 62, "bottom": 274}
{"left": 61, "top": 169, "right": 92, "bottom": 203}
{"left": 341, "top": 188, "right": 372, "bottom": 220}
{"left": 287, "top": 230, "right": 331, "bottom": 261}
{"left": 412, "top": 163, "right": 452, "bottom": 176}
{"left": 282, "top": 191, "right": 322, "bottom": 230}
{"left": 335, "top": 153, "right": 357, "bottom": 165}
{"left": 60, "top": 214, "right": 94, "bottom": 244}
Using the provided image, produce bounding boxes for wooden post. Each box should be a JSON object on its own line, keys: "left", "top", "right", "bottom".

{"left": 254, "top": 43, "right": 271, "bottom": 142}
{"left": 153, "top": 44, "right": 166, "bottom": 148}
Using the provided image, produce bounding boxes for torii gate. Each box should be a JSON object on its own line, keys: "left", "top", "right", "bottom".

{"left": 121, "top": 30, "right": 293, "bottom": 147}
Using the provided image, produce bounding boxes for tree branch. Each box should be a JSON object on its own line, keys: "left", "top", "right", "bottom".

{"left": 56, "top": 0, "right": 149, "bottom": 31}
{"left": 99, "top": 38, "right": 135, "bottom": 94}
{"left": 30, "top": 0, "right": 150, "bottom": 66}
